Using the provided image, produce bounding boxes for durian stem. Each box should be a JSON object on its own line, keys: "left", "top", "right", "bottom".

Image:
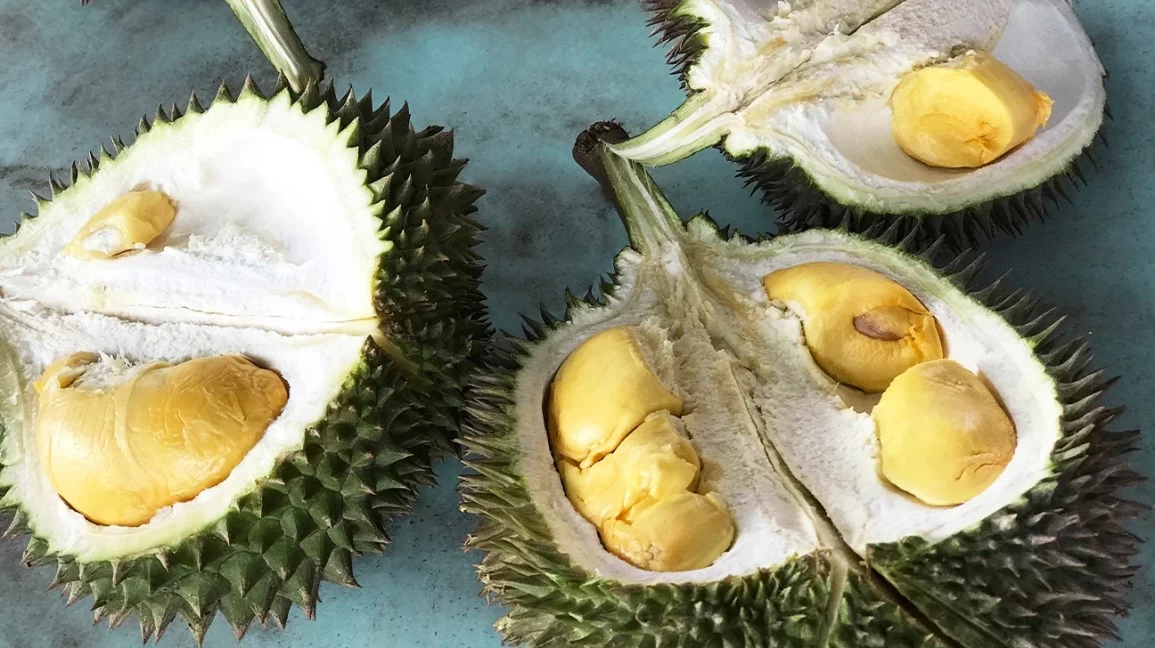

{"left": 224, "top": 0, "right": 325, "bottom": 92}
{"left": 608, "top": 92, "right": 737, "bottom": 166}
{"left": 574, "top": 122, "right": 684, "bottom": 255}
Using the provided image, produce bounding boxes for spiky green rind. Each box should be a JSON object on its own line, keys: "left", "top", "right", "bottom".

{"left": 827, "top": 572, "right": 946, "bottom": 648}
{"left": 735, "top": 139, "right": 1106, "bottom": 250}
{"left": 642, "top": 0, "right": 710, "bottom": 89}
{"left": 0, "top": 75, "right": 488, "bottom": 643}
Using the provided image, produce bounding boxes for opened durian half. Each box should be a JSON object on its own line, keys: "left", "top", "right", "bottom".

{"left": 459, "top": 123, "right": 1141, "bottom": 647}
{"left": 0, "top": 72, "right": 486, "bottom": 647}
{"left": 614, "top": 0, "right": 1105, "bottom": 246}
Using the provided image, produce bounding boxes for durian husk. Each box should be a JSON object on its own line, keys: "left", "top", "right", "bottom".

{"left": 642, "top": 0, "right": 1108, "bottom": 251}
{"left": 458, "top": 126, "right": 1142, "bottom": 648}
{"left": 0, "top": 75, "right": 489, "bottom": 644}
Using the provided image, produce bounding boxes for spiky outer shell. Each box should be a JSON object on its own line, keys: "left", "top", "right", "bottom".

{"left": 458, "top": 216, "right": 1142, "bottom": 648}
{"left": 642, "top": 0, "right": 1108, "bottom": 250}
{"left": 0, "top": 76, "right": 489, "bottom": 643}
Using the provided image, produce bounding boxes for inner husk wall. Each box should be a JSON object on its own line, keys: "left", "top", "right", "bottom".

{"left": 523, "top": 227, "right": 1060, "bottom": 584}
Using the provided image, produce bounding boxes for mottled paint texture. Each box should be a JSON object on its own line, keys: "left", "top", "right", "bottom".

{"left": 0, "top": 0, "right": 1151, "bottom": 646}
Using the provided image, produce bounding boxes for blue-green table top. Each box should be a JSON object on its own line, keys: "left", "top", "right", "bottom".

{"left": 0, "top": 1, "right": 1151, "bottom": 646}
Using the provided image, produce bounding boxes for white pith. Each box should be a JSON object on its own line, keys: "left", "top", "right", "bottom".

{"left": 517, "top": 226, "right": 1060, "bottom": 582}
{"left": 0, "top": 91, "right": 384, "bottom": 561}
{"left": 517, "top": 254, "right": 820, "bottom": 584}
{"left": 619, "top": 0, "right": 1104, "bottom": 214}
{"left": 0, "top": 92, "right": 386, "bottom": 334}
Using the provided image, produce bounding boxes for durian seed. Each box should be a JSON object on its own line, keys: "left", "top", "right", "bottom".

{"left": 548, "top": 327, "right": 683, "bottom": 468}
{"left": 600, "top": 491, "right": 735, "bottom": 573}
{"left": 890, "top": 51, "right": 1054, "bottom": 169}
{"left": 35, "top": 353, "right": 288, "bottom": 526}
{"left": 63, "top": 190, "right": 177, "bottom": 259}
{"left": 762, "top": 262, "right": 944, "bottom": 393}
{"left": 873, "top": 359, "right": 1017, "bottom": 506}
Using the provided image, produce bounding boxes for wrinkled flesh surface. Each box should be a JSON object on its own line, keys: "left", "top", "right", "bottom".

{"left": 515, "top": 228, "right": 1058, "bottom": 584}
{"left": 549, "top": 332, "right": 737, "bottom": 572}
{"left": 873, "top": 358, "right": 1017, "bottom": 506}
{"left": 889, "top": 51, "right": 1054, "bottom": 169}
{"left": 35, "top": 353, "right": 289, "bottom": 527}
{"left": 0, "top": 95, "right": 381, "bottom": 561}
{"left": 621, "top": 0, "right": 1103, "bottom": 211}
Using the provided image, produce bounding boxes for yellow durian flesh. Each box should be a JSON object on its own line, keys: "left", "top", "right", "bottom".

{"left": 35, "top": 353, "right": 288, "bottom": 526}
{"left": 558, "top": 412, "right": 700, "bottom": 525}
{"left": 548, "top": 327, "right": 683, "bottom": 468}
{"left": 601, "top": 491, "right": 736, "bottom": 573}
{"left": 890, "top": 51, "right": 1054, "bottom": 169}
{"left": 547, "top": 326, "right": 734, "bottom": 572}
{"left": 63, "top": 190, "right": 177, "bottom": 259}
{"left": 873, "top": 359, "right": 1017, "bottom": 506}
{"left": 762, "top": 262, "right": 944, "bottom": 393}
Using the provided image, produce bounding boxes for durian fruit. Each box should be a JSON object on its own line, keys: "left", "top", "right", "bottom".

{"left": 0, "top": 72, "right": 486, "bottom": 648}
{"left": 459, "top": 123, "right": 1142, "bottom": 648}
{"left": 614, "top": 0, "right": 1106, "bottom": 247}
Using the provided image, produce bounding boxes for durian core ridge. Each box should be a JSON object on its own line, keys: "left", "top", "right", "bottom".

{"left": 516, "top": 230, "right": 1059, "bottom": 583}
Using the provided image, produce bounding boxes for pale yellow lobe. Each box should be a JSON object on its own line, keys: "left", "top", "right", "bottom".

{"left": 601, "top": 492, "right": 736, "bottom": 572}
{"left": 35, "top": 353, "right": 288, "bottom": 526}
{"left": 873, "top": 359, "right": 1017, "bottom": 506}
{"left": 762, "top": 262, "right": 944, "bottom": 393}
{"left": 890, "top": 51, "right": 1054, "bottom": 169}
{"left": 63, "top": 190, "right": 177, "bottom": 259}
{"left": 547, "top": 327, "right": 734, "bottom": 572}
{"left": 558, "top": 412, "right": 700, "bottom": 525}
{"left": 548, "top": 327, "right": 683, "bottom": 468}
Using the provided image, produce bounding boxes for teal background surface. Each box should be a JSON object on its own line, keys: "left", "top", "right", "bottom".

{"left": 0, "top": 1, "right": 1151, "bottom": 646}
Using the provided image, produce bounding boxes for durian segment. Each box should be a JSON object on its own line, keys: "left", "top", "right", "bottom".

{"left": 873, "top": 359, "right": 1016, "bottom": 506}
{"left": 548, "top": 327, "right": 683, "bottom": 468}
{"left": 35, "top": 353, "right": 288, "bottom": 527}
{"left": 621, "top": 0, "right": 1105, "bottom": 219}
{"left": 515, "top": 292, "right": 820, "bottom": 584}
{"left": 0, "top": 93, "right": 385, "bottom": 333}
{"left": 557, "top": 411, "right": 700, "bottom": 525}
{"left": 601, "top": 491, "right": 736, "bottom": 572}
{"left": 890, "top": 51, "right": 1054, "bottom": 169}
{"left": 697, "top": 227, "right": 1060, "bottom": 550}
{"left": 762, "top": 261, "right": 944, "bottom": 392}
{"left": 61, "top": 190, "right": 176, "bottom": 259}
{"left": 0, "top": 303, "right": 365, "bottom": 560}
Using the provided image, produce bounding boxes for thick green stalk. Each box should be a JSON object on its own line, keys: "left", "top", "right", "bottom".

{"left": 224, "top": 0, "right": 324, "bottom": 92}
{"left": 572, "top": 122, "right": 683, "bottom": 255}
